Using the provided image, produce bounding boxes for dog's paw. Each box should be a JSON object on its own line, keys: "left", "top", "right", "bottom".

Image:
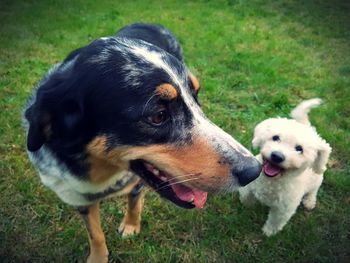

{"left": 302, "top": 198, "right": 316, "bottom": 211}
{"left": 262, "top": 224, "right": 279, "bottom": 237}
{"left": 86, "top": 252, "right": 108, "bottom": 263}
{"left": 118, "top": 219, "right": 140, "bottom": 238}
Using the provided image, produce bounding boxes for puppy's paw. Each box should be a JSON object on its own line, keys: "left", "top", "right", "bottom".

{"left": 262, "top": 224, "right": 279, "bottom": 237}
{"left": 118, "top": 219, "right": 140, "bottom": 238}
{"left": 302, "top": 196, "right": 317, "bottom": 211}
{"left": 303, "top": 200, "right": 316, "bottom": 211}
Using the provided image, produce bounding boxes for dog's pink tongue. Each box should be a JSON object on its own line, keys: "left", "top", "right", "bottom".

{"left": 193, "top": 190, "right": 208, "bottom": 209}
{"left": 263, "top": 162, "right": 282, "bottom": 177}
{"left": 171, "top": 184, "right": 208, "bottom": 209}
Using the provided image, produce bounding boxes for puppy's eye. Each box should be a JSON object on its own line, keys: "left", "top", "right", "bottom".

{"left": 272, "top": 135, "right": 280, "bottom": 141}
{"left": 147, "top": 110, "right": 168, "bottom": 126}
{"left": 295, "top": 145, "right": 303, "bottom": 153}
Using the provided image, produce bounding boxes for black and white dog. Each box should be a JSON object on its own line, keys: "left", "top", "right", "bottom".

{"left": 24, "top": 23, "right": 261, "bottom": 263}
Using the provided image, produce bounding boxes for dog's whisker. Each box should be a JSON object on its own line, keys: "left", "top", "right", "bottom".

{"left": 165, "top": 173, "right": 198, "bottom": 182}
{"left": 154, "top": 173, "right": 198, "bottom": 185}
{"left": 156, "top": 174, "right": 199, "bottom": 189}
{"left": 161, "top": 173, "right": 202, "bottom": 188}
{"left": 156, "top": 178, "right": 200, "bottom": 191}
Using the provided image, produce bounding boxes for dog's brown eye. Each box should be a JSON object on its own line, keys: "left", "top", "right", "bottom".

{"left": 295, "top": 145, "right": 303, "bottom": 153}
{"left": 148, "top": 110, "right": 168, "bottom": 126}
{"left": 272, "top": 135, "right": 280, "bottom": 141}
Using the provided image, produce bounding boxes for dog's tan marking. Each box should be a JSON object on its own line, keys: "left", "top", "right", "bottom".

{"left": 87, "top": 136, "right": 127, "bottom": 165}
{"left": 189, "top": 72, "right": 200, "bottom": 93}
{"left": 80, "top": 203, "right": 108, "bottom": 263}
{"left": 86, "top": 136, "right": 128, "bottom": 183}
{"left": 155, "top": 83, "right": 178, "bottom": 100}
{"left": 87, "top": 156, "right": 123, "bottom": 183}
{"left": 118, "top": 190, "right": 144, "bottom": 237}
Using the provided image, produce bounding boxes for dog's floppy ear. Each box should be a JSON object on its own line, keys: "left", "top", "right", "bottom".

{"left": 312, "top": 139, "right": 332, "bottom": 174}
{"left": 25, "top": 104, "right": 51, "bottom": 152}
{"left": 26, "top": 72, "right": 85, "bottom": 152}
{"left": 26, "top": 98, "right": 85, "bottom": 152}
{"left": 252, "top": 120, "right": 269, "bottom": 149}
{"left": 252, "top": 133, "right": 262, "bottom": 149}
{"left": 252, "top": 131, "right": 262, "bottom": 149}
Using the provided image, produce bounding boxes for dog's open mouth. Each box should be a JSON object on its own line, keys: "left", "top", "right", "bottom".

{"left": 129, "top": 160, "right": 207, "bottom": 209}
{"left": 263, "top": 159, "right": 284, "bottom": 177}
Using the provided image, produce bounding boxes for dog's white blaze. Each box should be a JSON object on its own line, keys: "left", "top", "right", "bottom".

{"left": 129, "top": 44, "right": 183, "bottom": 88}
{"left": 105, "top": 38, "right": 182, "bottom": 87}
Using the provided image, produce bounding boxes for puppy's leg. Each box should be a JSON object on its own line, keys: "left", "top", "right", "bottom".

{"left": 239, "top": 187, "right": 257, "bottom": 207}
{"left": 262, "top": 205, "right": 297, "bottom": 237}
{"left": 302, "top": 189, "right": 320, "bottom": 211}
{"left": 302, "top": 176, "right": 323, "bottom": 210}
{"left": 78, "top": 203, "right": 108, "bottom": 263}
{"left": 118, "top": 183, "right": 144, "bottom": 237}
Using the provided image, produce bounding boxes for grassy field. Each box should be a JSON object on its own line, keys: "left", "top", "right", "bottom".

{"left": 1, "top": 0, "right": 349, "bottom": 262}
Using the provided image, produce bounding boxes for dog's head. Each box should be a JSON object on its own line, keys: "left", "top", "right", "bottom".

{"left": 252, "top": 118, "right": 331, "bottom": 178}
{"left": 25, "top": 37, "right": 261, "bottom": 209}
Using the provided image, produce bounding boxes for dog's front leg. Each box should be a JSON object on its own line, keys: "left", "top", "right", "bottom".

{"left": 262, "top": 205, "right": 298, "bottom": 236}
{"left": 118, "top": 184, "right": 144, "bottom": 237}
{"left": 78, "top": 203, "right": 108, "bottom": 263}
{"left": 302, "top": 179, "right": 323, "bottom": 211}
{"left": 239, "top": 187, "right": 257, "bottom": 207}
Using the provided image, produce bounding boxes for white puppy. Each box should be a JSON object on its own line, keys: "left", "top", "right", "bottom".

{"left": 239, "top": 98, "right": 332, "bottom": 236}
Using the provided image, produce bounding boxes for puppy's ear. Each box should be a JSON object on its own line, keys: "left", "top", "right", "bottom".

{"left": 312, "top": 140, "right": 332, "bottom": 174}
{"left": 252, "top": 120, "right": 268, "bottom": 149}
{"left": 25, "top": 104, "right": 51, "bottom": 152}
{"left": 252, "top": 135, "right": 261, "bottom": 149}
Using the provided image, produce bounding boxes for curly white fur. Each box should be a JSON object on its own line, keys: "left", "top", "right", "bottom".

{"left": 239, "top": 98, "right": 332, "bottom": 236}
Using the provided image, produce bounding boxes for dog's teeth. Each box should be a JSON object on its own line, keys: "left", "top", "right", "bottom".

{"left": 160, "top": 176, "right": 167, "bottom": 181}
{"left": 153, "top": 169, "right": 160, "bottom": 176}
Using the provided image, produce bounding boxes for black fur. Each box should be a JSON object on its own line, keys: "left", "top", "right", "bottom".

{"left": 25, "top": 23, "right": 196, "bottom": 179}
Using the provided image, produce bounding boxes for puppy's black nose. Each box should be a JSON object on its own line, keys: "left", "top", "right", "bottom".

{"left": 271, "top": 151, "right": 285, "bottom": 163}
{"left": 235, "top": 159, "right": 261, "bottom": 186}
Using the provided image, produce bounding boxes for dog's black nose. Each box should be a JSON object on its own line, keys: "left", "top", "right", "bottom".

{"left": 235, "top": 159, "right": 261, "bottom": 186}
{"left": 271, "top": 151, "right": 285, "bottom": 163}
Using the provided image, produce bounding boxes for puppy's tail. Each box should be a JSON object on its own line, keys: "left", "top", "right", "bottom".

{"left": 291, "top": 98, "right": 322, "bottom": 126}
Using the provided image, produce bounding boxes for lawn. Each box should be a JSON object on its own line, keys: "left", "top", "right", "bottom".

{"left": 0, "top": 0, "right": 349, "bottom": 262}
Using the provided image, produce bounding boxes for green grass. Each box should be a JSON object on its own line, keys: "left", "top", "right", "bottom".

{"left": 1, "top": 0, "right": 349, "bottom": 262}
